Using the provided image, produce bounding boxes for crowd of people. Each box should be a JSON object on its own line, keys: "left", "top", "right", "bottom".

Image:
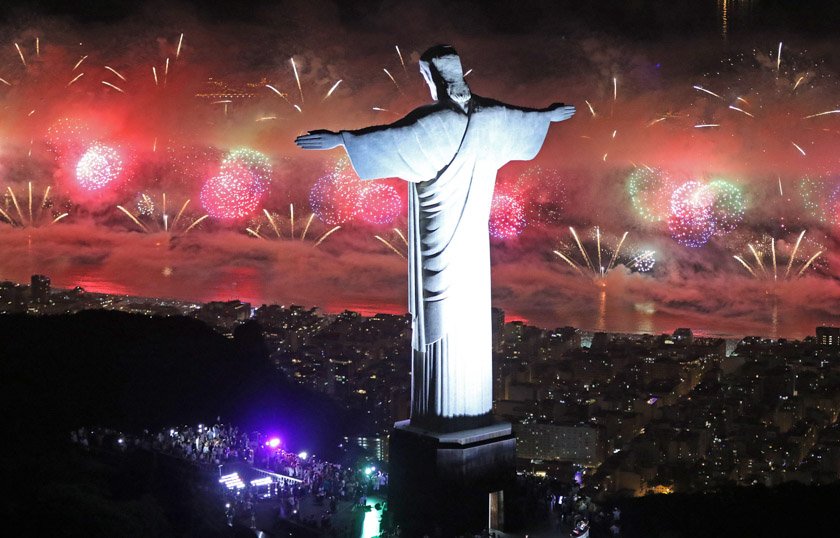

{"left": 258, "top": 448, "right": 387, "bottom": 502}
{"left": 71, "top": 422, "right": 389, "bottom": 534}
{"left": 226, "top": 441, "right": 389, "bottom": 533}
{"left": 71, "top": 423, "right": 255, "bottom": 465}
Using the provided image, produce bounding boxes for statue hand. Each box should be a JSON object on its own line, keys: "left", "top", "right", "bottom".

{"left": 548, "top": 103, "right": 576, "bottom": 122}
{"left": 294, "top": 130, "right": 343, "bottom": 150}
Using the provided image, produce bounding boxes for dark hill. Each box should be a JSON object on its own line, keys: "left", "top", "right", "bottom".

{"left": 1, "top": 310, "right": 346, "bottom": 456}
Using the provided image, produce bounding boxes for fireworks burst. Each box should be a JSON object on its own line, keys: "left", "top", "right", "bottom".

{"left": 358, "top": 183, "right": 403, "bottom": 225}
{"left": 245, "top": 206, "right": 341, "bottom": 246}
{"left": 165, "top": 145, "right": 224, "bottom": 185}
{"left": 489, "top": 191, "right": 526, "bottom": 240}
{"left": 373, "top": 228, "right": 408, "bottom": 258}
{"left": 732, "top": 231, "right": 825, "bottom": 280}
{"left": 75, "top": 143, "right": 125, "bottom": 192}
{"left": 136, "top": 193, "right": 155, "bottom": 216}
{"left": 505, "top": 166, "right": 567, "bottom": 227}
{"left": 45, "top": 118, "right": 95, "bottom": 162}
{"left": 309, "top": 158, "right": 403, "bottom": 226}
{"left": 222, "top": 148, "right": 273, "bottom": 188}
{"left": 553, "top": 226, "right": 635, "bottom": 279}
{"left": 117, "top": 192, "right": 207, "bottom": 234}
{"left": 797, "top": 175, "right": 840, "bottom": 225}
{"left": 309, "top": 158, "right": 364, "bottom": 225}
{"left": 197, "top": 148, "right": 272, "bottom": 221}
{"left": 627, "top": 166, "right": 674, "bottom": 223}
{"left": 576, "top": 73, "right": 636, "bottom": 163}
{"left": 629, "top": 250, "right": 657, "bottom": 272}
{"left": 200, "top": 162, "right": 266, "bottom": 220}
{"left": 0, "top": 182, "right": 69, "bottom": 227}
{"left": 707, "top": 178, "right": 747, "bottom": 235}
{"left": 669, "top": 180, "right": 716, "bottom": 247}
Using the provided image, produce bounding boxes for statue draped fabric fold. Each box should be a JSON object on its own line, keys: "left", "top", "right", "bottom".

{"left": 342, "top": 96, "right": 551, "bottom": 427}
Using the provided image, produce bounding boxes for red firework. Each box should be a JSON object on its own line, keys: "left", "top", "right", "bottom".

{"left": 46, "top": 118, "right": 94, "bottom": 161}
{"left": 200, "top": 163, "right": 266, "bottom": 220}
{"left": 489, "top": 192, "right": 526, "bottom": 239}
{"left": 358, "top": 182, "right": 403, "bottom": 225}
{"left": 309, "top": 158, "right": 364, "bottom": 225}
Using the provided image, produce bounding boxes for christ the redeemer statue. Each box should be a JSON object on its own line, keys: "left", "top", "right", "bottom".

{"left": 296, "top": 45, "right": 574, "bottom": 432}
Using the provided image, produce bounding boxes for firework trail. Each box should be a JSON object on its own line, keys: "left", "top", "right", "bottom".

{"left": 266, "top": 84, "right": 297, "bottom": 110}
{"left": 383, "top": 68, "right": 401, "bottom": 93}
{"left": 67, "top": 73, "right": 84, "bottom": 87}
{"left": 323, "top": 80, "right": 342, "bottom": 101}
{"left": 732, "top": 231, "right": 824, "bottom": 281}
{"left": 372, "top": 228, "right": 409, "bottom": 258}
{"left": 1, "top": 183, "right": 69, "bottom": 227}
{"left": 374, "top": 235, "right": 405, "bottom": 258}
{"left": 290, "top": 57, "right": 304, "bottom": 103}
{"left": 313, "top": 226, "right": 341, "bottom": 246}
{"left": 245, "top": 207, "right": 341, "bottom": 247}
{"left": 118, "top": 193, "right": 207, "bottom": 235}
{"left": 104, "top": 66, "right": 126, "bottom": 81}
{"left": 101, "top": 80, "right": 125, "bottom": 93}
{"left": 395, "top": 45, "right": 407, "bottom": 72}
{"left": 554, "top": 227, "right": 640, "bottom": 279}
{"left": 14, "top": 43, "right": 26, "bottom": 66}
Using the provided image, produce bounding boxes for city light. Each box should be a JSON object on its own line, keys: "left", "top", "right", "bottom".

{"left": 219, "top": 473, "right": 245, "bottom": 490}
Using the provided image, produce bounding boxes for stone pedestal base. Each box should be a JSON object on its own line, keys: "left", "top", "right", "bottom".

{"left": 388, "top": 420, "right": 516, "bottom": 536}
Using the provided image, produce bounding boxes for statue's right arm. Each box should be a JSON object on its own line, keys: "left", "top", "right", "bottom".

{"left": 294, "top": 106, "right": 442, "bottom": 151}
{"left": 294, "top": 130, "right": 344, "bottom": 150}
{"left": 545, "top": 103, "right": 576, "bottom": 122}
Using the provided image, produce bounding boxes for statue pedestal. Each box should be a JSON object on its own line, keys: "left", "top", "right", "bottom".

{"left": 388, "top": 420, "right": 516, "bottom": 535}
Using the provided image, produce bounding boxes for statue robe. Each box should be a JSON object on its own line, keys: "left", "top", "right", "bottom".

{"left": 341, "top": 96, "right": 552, "bottom": 430}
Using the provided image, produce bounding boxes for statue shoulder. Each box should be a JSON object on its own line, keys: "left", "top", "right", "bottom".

{"left": 470, "top": 95, "right": 540, "bottom": 115}
{"left": 345, "top": 104, "right": 447, "bottom": 136}
{"left": 470, "top": 95, "right": 506, "bottom": 112}
{"left": 404, "top": 103, "right": 464, "bottom": 124}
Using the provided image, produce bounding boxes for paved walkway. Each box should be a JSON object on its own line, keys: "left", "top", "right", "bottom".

{"left": 240, "top": 493, "right": 385, "bottom": 537}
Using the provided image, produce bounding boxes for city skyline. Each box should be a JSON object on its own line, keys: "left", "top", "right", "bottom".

{"left": 4, "top": 272, "right": 835, "bottom": 352}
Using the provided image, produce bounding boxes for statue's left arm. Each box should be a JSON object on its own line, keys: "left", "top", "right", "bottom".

{"left": 295, "top": 106, "right": 457, "bottom": 182}
{"left": 492, "top": 102, "right": 575, "bottom": 165}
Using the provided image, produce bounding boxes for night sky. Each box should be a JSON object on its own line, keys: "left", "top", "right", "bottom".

{"left": 2, "top": 0, "right": 840, "bottom": 337}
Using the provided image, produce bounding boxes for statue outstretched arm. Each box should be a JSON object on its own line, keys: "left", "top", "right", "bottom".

{"left": 487, "top": 100, "right": 574, "bottom": 165}
{"left": 545, "top": 102, "right": 576, "bottom": 122}
{"left": 295, "top": 106, "right": 459, "bottom": 181}
{"left": 294, "top": 105, "right": 445, "bottom": 152}
{"left": 294, "top": 130, "right": 343, "bottom": 151}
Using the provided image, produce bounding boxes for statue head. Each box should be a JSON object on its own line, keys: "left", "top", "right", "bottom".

{"left": 419, "top": 45, "right": 471, "bottom": 107}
